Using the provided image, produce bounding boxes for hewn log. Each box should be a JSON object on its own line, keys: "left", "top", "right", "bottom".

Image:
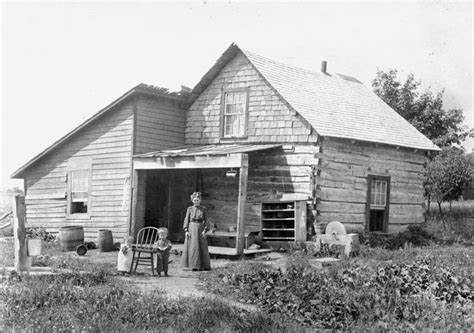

{"left": 236, "top": 154, "right": 249, "bottom": 255}
{"left": 318, "top": 187, "right": 367, "bottom": 203}
{"left": 318, "top": 201, "right": 367, "bottom": 214}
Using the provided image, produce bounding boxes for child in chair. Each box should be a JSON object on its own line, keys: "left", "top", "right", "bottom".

{"left": 154, "top": 228, "right": 172, "bottom": 276}
{"left": 117, "top": 236, "right": 134, "bottom": 274}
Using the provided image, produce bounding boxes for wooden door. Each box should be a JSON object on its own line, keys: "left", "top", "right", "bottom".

{"left": 366, "top": 175, "right": 391, "bottom": 232}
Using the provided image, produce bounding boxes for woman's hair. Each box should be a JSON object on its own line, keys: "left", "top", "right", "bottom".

{"left": 190, "top": 192, "right": 201, "bottom": 201}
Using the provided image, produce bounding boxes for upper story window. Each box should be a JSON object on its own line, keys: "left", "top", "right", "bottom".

{"left": 222, "top": 90, "right": 248, "bottom": 138}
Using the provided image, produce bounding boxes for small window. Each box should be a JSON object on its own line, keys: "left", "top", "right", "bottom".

{"left": 68, "top": 169, "right": 90, "bottom": 216}
{"left": 223, "top": 91, "right": 248, "bottom": 137}
{"left": 367, "top": 175, "right": 390, "bottom": 232}
{"left": 71, "top": 170, "right": 89, "bottom": 213}
{"left": 370, "top": 180, "right": 387, "bottom": 207}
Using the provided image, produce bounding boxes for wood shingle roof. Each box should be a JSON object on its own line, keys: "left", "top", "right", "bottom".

{"left": 188, "top": 44, "right": 440, "bottom": 151}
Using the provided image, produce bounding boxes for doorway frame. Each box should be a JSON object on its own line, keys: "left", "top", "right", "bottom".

{"left": 365, "top": 174, "right": 391, "bottom": 233}
{"left": 131, "top": 153, "right": 249, "bottom": 254}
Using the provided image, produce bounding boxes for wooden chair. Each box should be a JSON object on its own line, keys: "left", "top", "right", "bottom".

{"left": 130, "top": 227, "right": 159, "bottom": 275}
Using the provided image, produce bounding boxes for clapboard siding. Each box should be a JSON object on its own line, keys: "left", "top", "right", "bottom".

{"left": 186, "top": 52, "right": 317, "bottom": 144}
{"left": 23, "top": 100, "right": 134, "bottom": 241}
{"left": 317, "top": 138, "right": 427, "bottom": 233}
{"left": 135, "top": 96, "right": 185, "bottom": 154}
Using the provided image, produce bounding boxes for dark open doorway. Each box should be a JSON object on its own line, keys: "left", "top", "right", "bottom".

{"left": 143, "top": 169, "right": 199, "bottom": 242}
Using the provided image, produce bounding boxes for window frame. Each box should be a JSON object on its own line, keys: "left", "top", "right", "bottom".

{"left": 370, "top": 179, "right": 388, "bottom": 208}
{"left": 220, "top": 87, "right": 250, "bottom": 139}
{"left": 365, "top": 174, "right": 391, "bottom": 233}
{"left": 67, "top": 160, "right": 92, "bottom": 219}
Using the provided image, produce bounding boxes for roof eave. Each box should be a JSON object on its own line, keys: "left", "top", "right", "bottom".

{"left": 184, "top": 43, "right": 241, "bottom": 109}
{"left": 11, "top": 84, "right": 186, "bottom": 179}
{"left": 323, "top": 135, "right": 440, "bottom": 152}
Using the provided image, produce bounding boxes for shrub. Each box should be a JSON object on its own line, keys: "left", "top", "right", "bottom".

{"left": 363, "top": 225, "right": 436, "bottom": 250}
{"left": 0, "top": 269, "right": 296, "bottom": 332}
{"left": 25, "top": 226, "right": 56, "bottom": 242}
{"left": 202, "top": 250, "right": 473, "bottom": 330}
{"left": 0, "top": 224, "right": 13, "bottom": 237}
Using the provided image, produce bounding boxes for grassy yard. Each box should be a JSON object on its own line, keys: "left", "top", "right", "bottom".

{"left": 1, "top": 222, "right": 473, "bottom": 331}
{"left": 201, "top": 244, "right": 473, "bottom": 331}
{"left": 1, "top": 242, "right": 472, "bottom": 331}
{"left": 1, "top": 243, "right": 284, "bottom": 332}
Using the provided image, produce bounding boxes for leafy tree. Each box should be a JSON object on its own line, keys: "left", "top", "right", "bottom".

{"left": 372, "top": 69, "right": 473, "bottom": 147}
{"left": 424, "top": 147, "right": 472, "bottom": 227}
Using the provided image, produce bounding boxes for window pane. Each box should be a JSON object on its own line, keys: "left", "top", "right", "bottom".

{"left": 370, "top": 180, "right": 387, "bottom": 206}
{"left": 225, "top": 115, "right": 235, "bottom": 135}
{"left": 224, "top": 92, "right": 247, "bottom": 136}
{"left": 226, "top": 92, "right": 234, "bottom": 105}
{"left": 238, "top": 115, "right": 244, "bottom": 135}
{"left": 71, "top": 170, "right": 89, "bottom": 213}
{"left": 72, "top": 170, "right": 88, "bottom": 191}
{"left": 239, "top": 92, "right": 246, "bottom": 104}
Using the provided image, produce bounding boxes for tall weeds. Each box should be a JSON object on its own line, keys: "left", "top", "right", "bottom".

{"left": 202, "top": 247, "right": 473, "bottom": 330}
{"left": 0, "top": 269, "right": 291, "bottom": 332}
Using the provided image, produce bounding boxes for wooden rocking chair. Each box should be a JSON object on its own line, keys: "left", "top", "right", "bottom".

{"left": 130, "top": 227, "right": 160, "bottom": 276}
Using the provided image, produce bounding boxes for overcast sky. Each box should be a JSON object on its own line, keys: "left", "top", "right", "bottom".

{"left": 1, "top": 0, "right": 472, "bottom": 190}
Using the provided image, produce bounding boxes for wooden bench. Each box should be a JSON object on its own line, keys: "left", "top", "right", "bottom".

{"left": 207, "top": 231, "right": 259, "bottom": 249}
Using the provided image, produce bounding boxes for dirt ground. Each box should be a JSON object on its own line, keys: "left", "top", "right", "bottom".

{"left": 75, "top": 248, "right": 287, "bottom": 304}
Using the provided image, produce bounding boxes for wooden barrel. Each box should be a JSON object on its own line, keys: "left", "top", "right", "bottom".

{"left": 59, "top": 226, "right": 84, "bottom": 251}
{"left": 98, "top": 229, "right": 114, "bottom": 252}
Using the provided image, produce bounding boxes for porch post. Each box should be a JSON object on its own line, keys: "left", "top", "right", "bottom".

{"left": 130, "top": 170, "right": 139, "bottom": 238}
{"left": 236, "top": 153, "right": 249, "bottom": 255}
{"left": 13, "top": 195, "right": 28, "bottom": 271}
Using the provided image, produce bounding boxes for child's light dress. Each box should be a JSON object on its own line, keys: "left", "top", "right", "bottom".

{"left": 117, "top": 243, "right": 133, "bottom": 272}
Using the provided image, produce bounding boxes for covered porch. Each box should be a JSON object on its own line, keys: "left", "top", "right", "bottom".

{"left": 130, "top": 144, "right": 281, "bottom": 255}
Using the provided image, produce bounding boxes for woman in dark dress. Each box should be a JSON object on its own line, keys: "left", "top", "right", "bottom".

{"left": 180, "top": 192, "right": 211, "bottom": 271}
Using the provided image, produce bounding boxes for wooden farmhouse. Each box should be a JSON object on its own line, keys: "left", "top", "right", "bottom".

{"left": 12, "top": 44, "right": 439, "bottom": 253}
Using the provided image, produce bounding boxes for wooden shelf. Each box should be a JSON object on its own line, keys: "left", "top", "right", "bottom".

{"left": 261, "top": 228, "right": 295, "bottom": 231}
{"left": 262, "top": 237, "right": 295, "bottom": 240}
{"left": 261, "top": 200, "right": 306, "bottom": 243}
{"left": 260, "top": 201, "right": 306, "bottom": 242}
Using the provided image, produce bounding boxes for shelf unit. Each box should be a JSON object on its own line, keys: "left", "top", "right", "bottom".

{"left": 260, "top": 200, "right": 307, "bottom": 242}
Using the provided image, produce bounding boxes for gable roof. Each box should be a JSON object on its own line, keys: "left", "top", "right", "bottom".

{"left": 11, "top": 84, "right": 186, "bottom": 178}
{"left": 187, "top": 44, "right": 439, "bottom": 151}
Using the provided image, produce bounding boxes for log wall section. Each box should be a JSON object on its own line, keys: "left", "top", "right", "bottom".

{"left": 317, "top": 138, "right": 427, "bottom": 233}
{"left": 184, "top": 52, "right": 319, "bottom": 238}
{"left": 135, "top": 96, "right": 186, "bottom": 154}
{"left": 200, "top": 145, "right": 319, "bottom": 237}
{"left": 23, "top": 101, "right": 134, "bottom": 240}
{"left": 185, "top": 52, "right": 317, "bottom": 145}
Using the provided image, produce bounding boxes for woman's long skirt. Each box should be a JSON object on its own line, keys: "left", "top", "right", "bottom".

{"left": 180, "top": 222, "right": 211, "bottom": 270}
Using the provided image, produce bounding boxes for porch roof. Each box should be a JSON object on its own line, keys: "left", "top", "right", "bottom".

{"left": 134, "top": 144, "right": 281, "bottom": 158}
{"left": 133, "top": 144, "right": 281, "bottom": 169}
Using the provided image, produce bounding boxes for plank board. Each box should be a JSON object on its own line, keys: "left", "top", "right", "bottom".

{"left": 172, "top": 244, "right": 272, "bottom": 256}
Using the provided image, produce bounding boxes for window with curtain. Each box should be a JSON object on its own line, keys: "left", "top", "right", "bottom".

{"left": 370, "top": 179, "right": 387, "bottom": 207}
{"left": 70, "top": 170, "right": 89, "bottom": 214}
{"left": 223, "top": 91, "right": 248, "bottom": 137}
